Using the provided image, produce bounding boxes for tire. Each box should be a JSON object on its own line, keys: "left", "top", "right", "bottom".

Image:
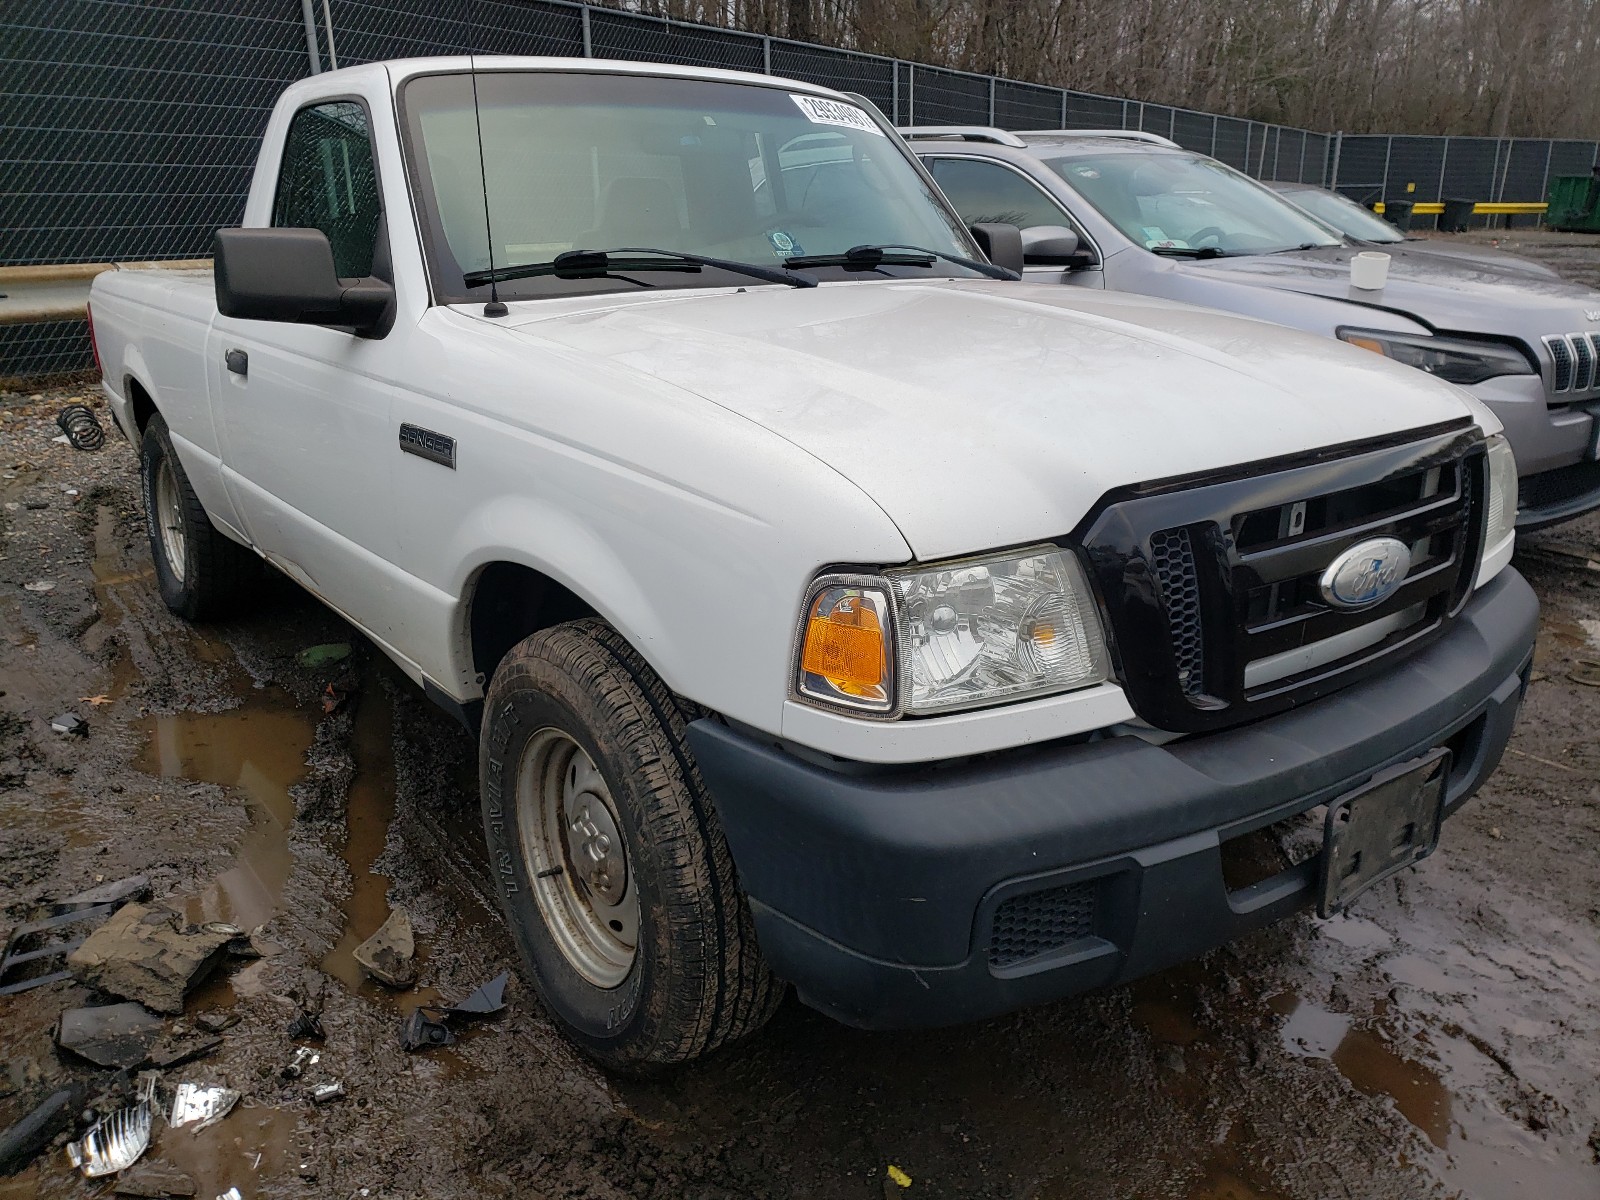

{"left": 140, "top": 413, "right": 261, "bottom": 621}
{"left": 480, "top": 618, "right": 784, "bottom": 1071}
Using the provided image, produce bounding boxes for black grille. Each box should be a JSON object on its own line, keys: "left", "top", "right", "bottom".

{"left": 1079, "top": 425, "right": 1486, "bottom": 734}
{"left": 990, "top": 882, "right": 1096, "bottom": 968}
{"left": 1149, "top": 528, "right": 1205, "bottom": 696}
{"left": 1548, "top": 335, "right": 1574, "bottom": 392}
{"left": 1575, "top": 336, "right": 1596, "bottom": 393}
{"left": 1520, "top": 459, "right": 1600, "bottom": 514}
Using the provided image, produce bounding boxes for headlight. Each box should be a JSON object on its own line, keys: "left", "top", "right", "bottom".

{"left": 1338, "top": 328, "right": 1534, "bottom": 386}
{"left": 1482, "top": 433, "right": 1517, "bottom": 568}
{"left": 890, "top": 546, "right": 1108, "bottom": 714}
{"left": 795, "top": 547, "right": 1109, "bottom": 718}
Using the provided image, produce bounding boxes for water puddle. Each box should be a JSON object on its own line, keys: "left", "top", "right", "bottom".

{"left": 135, "top": 694, "right": 315, "bottom": 931}
{"left": 154, "top": 1100, "right": 307, "bottom": 1200}
{"left": 1271, "top": 993, "right": 1596, "bottom": 1196}
{"left": 320, "top": 684, "right": 416, "bottom": 995}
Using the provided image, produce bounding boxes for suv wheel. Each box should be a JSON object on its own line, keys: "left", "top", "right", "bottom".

{"left": 140, "top": 413, "right": 260, "bottom": 620}
{"left": 480, "top": 618, "right": 783, "bottom": 1070}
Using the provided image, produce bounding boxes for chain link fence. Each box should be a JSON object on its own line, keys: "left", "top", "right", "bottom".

{"left": 4, "top": 0, "right": 1598, "bottom": 379}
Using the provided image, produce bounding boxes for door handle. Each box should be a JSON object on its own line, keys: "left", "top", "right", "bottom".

{"left": 224, "top": 348, "right": 248, "bottom": 377}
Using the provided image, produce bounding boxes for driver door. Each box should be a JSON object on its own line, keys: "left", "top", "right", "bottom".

{"left": 208, "top": 98, "right": 398, "bottom": 623}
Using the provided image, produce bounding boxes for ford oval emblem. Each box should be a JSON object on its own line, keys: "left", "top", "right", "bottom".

{"left": 1319, "top": 537, "right": 1412, "bottom": 609}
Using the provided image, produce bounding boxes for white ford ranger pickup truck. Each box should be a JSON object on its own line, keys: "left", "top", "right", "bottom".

{"left": 87, "top": 57, "right": 1536, "bottom": 1071}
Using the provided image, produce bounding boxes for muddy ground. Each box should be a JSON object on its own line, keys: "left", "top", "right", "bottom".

{"left": 3, "top": 234, "right": 1600, "bottom": 1200}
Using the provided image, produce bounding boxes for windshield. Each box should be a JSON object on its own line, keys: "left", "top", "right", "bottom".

{"left": 400, "top": 71, "right": 976, "bottom": 300}
{"left": 1278, "top": 187, "right": 1404, "bottom": 244}
{"left": 1042, "top": 151, "right": 1343, "bottom": 256}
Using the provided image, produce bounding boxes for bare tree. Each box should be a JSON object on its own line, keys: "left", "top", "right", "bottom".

{"left": 611, "top": 0, "right": 1600, "bottom": 137}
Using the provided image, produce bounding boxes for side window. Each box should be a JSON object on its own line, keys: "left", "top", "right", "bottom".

{"left": 927, "top": 157, "right": 1074, "bottom": 231}
{"left": 273, "top": 101, "right": 381, "bottom": 279}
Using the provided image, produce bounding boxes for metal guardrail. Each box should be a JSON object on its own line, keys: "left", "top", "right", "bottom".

{"left": 1372, "top": 202, "right": 1548, "bottom": 216}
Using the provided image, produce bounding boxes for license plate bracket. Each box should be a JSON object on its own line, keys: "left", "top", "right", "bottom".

{"left": 1318, "top": 748, "right": 1451, "bottom": 918}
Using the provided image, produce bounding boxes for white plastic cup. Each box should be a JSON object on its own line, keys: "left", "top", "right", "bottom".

{"left": 1350, "top": 251, "right": 1391, "bottom": 290}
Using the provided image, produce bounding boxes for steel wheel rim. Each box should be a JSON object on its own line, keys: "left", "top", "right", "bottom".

{"left": 153, "top": 458, "right": 186, "bottom": 583}
{"left": 516, "top": 727, "right": 639, "bottom": 988}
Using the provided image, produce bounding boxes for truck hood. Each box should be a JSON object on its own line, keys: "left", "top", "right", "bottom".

{"left": 490, "top": 280, "right": 1476, "bottom": 561}
{"left": 1182, "top": 244, "right": 1600, "bottom": 339}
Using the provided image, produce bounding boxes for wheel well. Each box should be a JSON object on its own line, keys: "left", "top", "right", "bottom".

{"left": 469, "top": 562, "right": 598, "bottom": 685}
{"left": 126, "top": 377, "right": 157, "bottom": 434}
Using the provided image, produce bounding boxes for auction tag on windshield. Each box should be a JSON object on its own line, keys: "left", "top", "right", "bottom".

{"left": 791, "top": 94, "right": 885, "bottom": 137}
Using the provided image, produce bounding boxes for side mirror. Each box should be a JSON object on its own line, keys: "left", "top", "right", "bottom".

{"left": 1021, "top": 225, "right": 1082, "bottom": 265}
{"left": 214, "top": 227, "right": 393, "bottom": 336}
{"left": 967, "top": 222, "right": 1025, "bottom": 275}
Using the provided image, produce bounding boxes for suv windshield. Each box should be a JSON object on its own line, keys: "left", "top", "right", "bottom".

{"left": 1277, "top": 187, "right": 1404, "bottom": 244}
{"left": 1042, "top": 150, "right": 1343, "bottom": 256}
{"left": 400, "top": 71, "right": 976, "bottom": 300}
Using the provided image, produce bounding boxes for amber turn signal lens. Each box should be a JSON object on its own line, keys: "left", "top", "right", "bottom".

{"left": 1344, "top": 335, "right": 1387, "bottom": 356}
{"left": 802, "top": 598, "right": 885, "bottom": 690}
{"left": 795, "top": 582, "right": 894, "bottom": 712}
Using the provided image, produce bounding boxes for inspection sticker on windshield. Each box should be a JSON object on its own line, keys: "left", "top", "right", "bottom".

{"left": 791, "top": 94, "right": 885, "bottom": 136}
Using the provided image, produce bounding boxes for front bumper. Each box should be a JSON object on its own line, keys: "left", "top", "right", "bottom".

{"left": 688, "top": 570, "right": 1536, "bottom": 1030}
{"left": 1468, "top": 375, "right": 1600, "bottom": 526}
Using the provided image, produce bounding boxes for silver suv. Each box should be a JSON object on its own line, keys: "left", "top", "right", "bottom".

{"left": 905, "top": 126, "right": 1600, "bottom": 528}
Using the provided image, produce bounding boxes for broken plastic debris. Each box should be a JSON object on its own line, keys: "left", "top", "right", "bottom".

{"left": 886, "top": 1164, "right": 912, "bottom": 1188}
{"left": 398, "top": 1008, "right": 456, "bottom": 1052}
{"left": 443, "top": 971, "right": 509, "bottom": 1019}
{"left": 67, "top": 1076, "right": 155, "bottom": 1178}
{"left": 56, "top": 1001, "right": 163, "bottom": 1069}
{"left": 22, "top": 580, "right": 55, "bottom": 592}
{"left": 281, "top": 1047, "right": 319, "bottom": 1079}
{"left": 67, "top": 904, "right": 235, "bottom": 1014}
{"left": 0, "top": 1085, "right": 82, "bottom": 1177}
{"left": 113, "top": 1162, "right": 198, "bottom": 1197}
{"left": 352, "top": 908, "right": 416, "bottom": 989}
{"left": 0, "top": 874, "right": 149, "bottom": 996}
{"left": 296, "top": 642, "right": 352, "bottom": 668}
{"left": 217, "top": 1189, "right": 243, "bottom": 1200}
{"left": 169, "top": 1083, "right": 239, "bottom": 1132}
{"left": 309, "top": 1081, "right": 345, "bottom": 1105}
{"left": 49, "top": 712, "right": 87, "bottom": 736}
{"left": 286, "top": 1010, "right": 325, "bottom": 1041}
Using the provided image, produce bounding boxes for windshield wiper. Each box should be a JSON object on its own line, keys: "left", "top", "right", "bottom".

{"left": 464, "top": 247, "right": 817, "bottom": 290}
{"left": 1149, "top": 245, "right": 1228, "bottom": 259}
{"left": 785, "top": 243, "right": 1020, "bottom": 281}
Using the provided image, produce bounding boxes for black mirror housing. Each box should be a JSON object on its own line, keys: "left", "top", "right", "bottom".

{"left": 1021, "top": 225, "right": 1082, "bottom": 265}
{"left": 214, "top": 227, "right": 393, "bottom": 336}
{"left": 967, "top": 223, "right": 1025, "bottom": 275}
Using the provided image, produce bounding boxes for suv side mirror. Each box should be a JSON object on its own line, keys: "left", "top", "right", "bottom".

{"left": 967, "top": 223, "right": 1025, "bottom": 275}
{"left": 1021, "top": 225, "right": 1082, "bottom": 265}
{"left": 214, "top": 227, "right": 393, "bottom": 336}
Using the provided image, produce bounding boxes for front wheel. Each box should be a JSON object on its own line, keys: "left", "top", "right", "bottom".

{"left": 480, "top": 619, "right": 783, "bottom": 1071}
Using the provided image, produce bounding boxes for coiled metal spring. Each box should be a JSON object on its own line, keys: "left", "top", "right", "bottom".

{"left": 56, "top": 404, "right": 106, "bottom": 451}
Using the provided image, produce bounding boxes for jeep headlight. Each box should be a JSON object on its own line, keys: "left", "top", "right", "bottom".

{"left": 795, "top": 547, "right": 1109, "bottom": 717}
{"left": 1338, "top": 328, "right": 1534, "bottom": 386}
{"left": 1481, "top": 434, "right": 1517, "bottom": 581}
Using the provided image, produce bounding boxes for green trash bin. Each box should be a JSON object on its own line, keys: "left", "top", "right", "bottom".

{"left": 1440, "top": 198, "right": 1475, "bottom": 233}
{"left": 1546, "top": 174, "right": 1600, "bottom": 233}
